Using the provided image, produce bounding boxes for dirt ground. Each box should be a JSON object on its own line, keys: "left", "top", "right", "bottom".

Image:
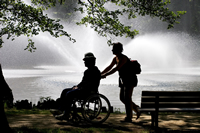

{"left": 8, "top": 113, "right": 200, "bottom": 132}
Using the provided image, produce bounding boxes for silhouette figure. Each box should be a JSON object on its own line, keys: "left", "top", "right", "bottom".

{"left": 51, "top": 52, "right": 101, "bottom": 120}
{"left": 101, "top": 42, "right": 140, "bottom": 122}
{"left": 0, "top": 64, "right": 14, "bottom": 132}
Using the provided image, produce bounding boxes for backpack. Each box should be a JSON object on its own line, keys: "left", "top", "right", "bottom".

{"left": 130, "top": 59, "right": 141, "bottom": 74}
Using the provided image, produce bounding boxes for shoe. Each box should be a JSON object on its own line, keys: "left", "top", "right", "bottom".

{"left": 120, "top": 117, "right": 132, "bottom": 123}
{"left": 55, "top": 113, "right": 69, "bottom": 121}
{"left": 50, "top": 109, "right": 63, "bottom": 116}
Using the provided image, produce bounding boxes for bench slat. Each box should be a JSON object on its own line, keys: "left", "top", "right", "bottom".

{"left": 142, "top": 98, "right": 200, "bottom": 102}
{"left": 141, "top": 103, "right": 200, "bottom": 108}
{"left": 139, "top": 108, "right": 200, "bottom": 112}
{"left": 142, "top": 91, "right": 200, "bottom": 96}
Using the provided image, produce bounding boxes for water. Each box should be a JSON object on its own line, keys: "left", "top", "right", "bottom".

{"left": 3, "top": 66, "right": 200, "bottom": 112}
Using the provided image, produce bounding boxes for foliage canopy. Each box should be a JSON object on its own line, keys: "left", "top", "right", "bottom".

{"left": 0, "top": 0, "right": 186, "bottom": 51}
{"left": 0, "top": 0, "right": 75, "bottom": 52}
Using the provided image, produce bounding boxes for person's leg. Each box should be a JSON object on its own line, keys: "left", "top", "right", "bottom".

{"left": 120, "top": 87, "right": 138, "bottom": 109}
{"left": 59, "top": 88, "right": 73, "bottom": 111}
{"left": 119, "top": 77, "right": 125, "bottom": 104}
{"left": 132, "top": 100, "right": 139, "bottom": 113}
{"left": 64, "top": 89, "right": 78, "bottom": 112}
{"left": 119, "top": 86, "right": 125, "bottom": 104}
{"left": 124, "top": 86, "right": 134, "bottom": 119}
{"left": 125, "top": 86, "right": 140, "bottom": 120}
{"left": 120, "top": 77, "right": 140, "bottom": 121}
{"left": 61, "top": 89, "right": 81, "bottom": 116}
{"left": 50, "top": 88, "right": 73, "bottom": 116}
{"left": 55, "top": 88, "right": 80, "bottom": 120}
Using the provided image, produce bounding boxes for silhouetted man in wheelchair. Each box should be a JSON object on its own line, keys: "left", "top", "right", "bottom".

{"left": 51, "top": 52, "right": 101, "bottom": 120}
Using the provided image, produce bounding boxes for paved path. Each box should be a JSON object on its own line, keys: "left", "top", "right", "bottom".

{"left": 8, "top": 113, "right": 200, "bottom": 132}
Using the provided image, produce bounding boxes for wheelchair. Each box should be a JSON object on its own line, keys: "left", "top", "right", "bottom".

{"left": 67, "top": 93, "right": 111, "bottom": 124}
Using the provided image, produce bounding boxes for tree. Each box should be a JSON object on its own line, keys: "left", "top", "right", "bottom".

{"left": 0, "top": 0, "right": 75, "bottom": 52}
{"left": 74, "top": 0, "right": 186, "bottom": 44}
{"left": 47, "top": 0, "right": 78, "bottom": 22}
{"left": 1, "top": 0, "right": 186, "bottom": 51}
{"left": 169, "top": 0, "right": 200, "bottom": 35}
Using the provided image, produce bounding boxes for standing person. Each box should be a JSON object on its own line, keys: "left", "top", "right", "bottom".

{"left": 51, "top": 52, "right": 101, "bottom": 120}
{"left": 101, "top": 42, "right": 140, "bottom": 122}
{"left": 0, "top": 64, "right": 14, "bottom": 132}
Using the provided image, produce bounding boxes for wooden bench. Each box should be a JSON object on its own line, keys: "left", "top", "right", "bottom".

{"left": 139, "top": 91, "right": 200, "bottom": 128}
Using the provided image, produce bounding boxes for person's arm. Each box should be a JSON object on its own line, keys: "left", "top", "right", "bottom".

{"left": 101, "top": 56, "right": 127, "bottom": 78}
{"left": 101, "top": 57, "right": 116, "bottom": 75}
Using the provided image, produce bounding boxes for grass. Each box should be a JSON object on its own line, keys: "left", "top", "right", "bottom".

{"left": 5, "top": 107, "right": 51, "bottom": 115}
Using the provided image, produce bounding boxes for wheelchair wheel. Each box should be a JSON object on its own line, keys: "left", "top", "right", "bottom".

{"left": 82, "top": 94, "right": 111, "bottom": 124}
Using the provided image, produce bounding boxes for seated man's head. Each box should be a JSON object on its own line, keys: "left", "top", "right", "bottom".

{"left": 83, "top": 52, "right": 96, "bottom": 67}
